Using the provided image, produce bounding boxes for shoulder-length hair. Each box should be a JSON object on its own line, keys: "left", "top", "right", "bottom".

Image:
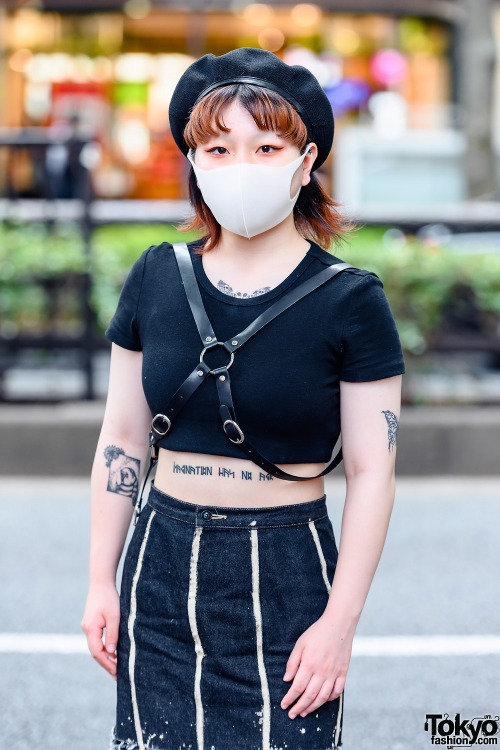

{"left": 178, "top": 82, "right": 358, "bottom": 254}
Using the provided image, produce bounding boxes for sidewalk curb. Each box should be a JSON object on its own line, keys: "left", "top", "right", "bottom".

{"left": 0, "top": 403, "right": 498, "bottom": 476}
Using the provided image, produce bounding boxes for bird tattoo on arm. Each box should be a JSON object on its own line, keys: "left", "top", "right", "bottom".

{"left": 382, "top": 410, "right": 400, "bottom": 454}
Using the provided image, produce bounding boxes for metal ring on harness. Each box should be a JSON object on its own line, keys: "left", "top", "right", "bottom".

{"left": 152, "top": 413, "right": 171, "bottom": 436}
{"left": 200, "top": 342, "right": 235, "bottom": 374}
{"left": 223, "top": 419, "right": 245, "bottom": 444}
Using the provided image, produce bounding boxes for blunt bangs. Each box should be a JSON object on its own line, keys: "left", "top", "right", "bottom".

{"left": 183, "top": 83, "right": 308, "bottom": 152}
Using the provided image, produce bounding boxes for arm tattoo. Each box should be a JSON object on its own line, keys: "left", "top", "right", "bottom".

{"left": 104, "top": 445, "right": 140, "bottom": 504}
{"left": 382, "top": 410, "right": 399, "bottom": 454}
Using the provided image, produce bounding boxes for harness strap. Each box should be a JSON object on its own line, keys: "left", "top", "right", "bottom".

{"left": 214, "top": 366, "right": 346, "bottom": 482}
{"left": 174, "top": 241, "right": 355, "bottom": 353}
{"left": 175, "top": 244, "right": 217, "bottom": 346}
{"left": 133, "top": 241, "right": 356, "bottom": 522}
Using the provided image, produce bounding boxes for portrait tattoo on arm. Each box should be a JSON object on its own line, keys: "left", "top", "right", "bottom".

{"left": 382, "top": 410, "right": 400, "bottom": 454}
{"left": 103, "top": 445, "right": 141, "bottom": 504}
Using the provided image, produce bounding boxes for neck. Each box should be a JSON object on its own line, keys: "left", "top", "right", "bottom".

{"left": 206, "top": 215, "right": 311, "bottom": 267}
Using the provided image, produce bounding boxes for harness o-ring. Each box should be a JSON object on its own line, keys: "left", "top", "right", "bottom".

{"left": 199, "top": 341, "right": 235, "bottom": 374}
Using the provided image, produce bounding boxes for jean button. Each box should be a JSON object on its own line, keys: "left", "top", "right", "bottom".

{"left": 201, "top": 510, "right": 212, "bottom": 521}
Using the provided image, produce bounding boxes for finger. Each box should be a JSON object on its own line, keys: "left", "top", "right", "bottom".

{"left": 104, "top": 614, "right": 120, "bottom": 655}
{"left": 286, "top": 675, "right": 324, "bottom": 719}
{"left": 280, "top": 665, "right": 312, "bottom": 711}
{"left": 101, "top": 654, "right": 118, "bottom": 677}
{"left": 86, "top": 624, "right": 104, "bottom": 659}
{"left": 280, "top": 673, "right": 311, "bottom": 709}
{"left": 328, "top": 689, "right": 336, "bottom": 701}
{"left": 95, "top": 647, "right": 118, "bottom": 677}
{"left": 86, "top": 628, "right": 117, "bottom": 677}
{"left": 327, "top": 677, "right": 346, "bottom": 701}
{"left": 283, "top": 643, "right": 303, "bottom": 682}
{"left": 296, "top": 679, "right": 336, "bottom": 717}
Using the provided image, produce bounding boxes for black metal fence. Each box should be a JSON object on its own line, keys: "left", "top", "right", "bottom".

{"left": 1, "top": 127, "right": 499, "bottom": 401}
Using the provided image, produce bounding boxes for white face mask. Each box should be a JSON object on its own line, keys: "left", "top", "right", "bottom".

{"left": 187, "top": 147, "right": 310, "bottom": 239}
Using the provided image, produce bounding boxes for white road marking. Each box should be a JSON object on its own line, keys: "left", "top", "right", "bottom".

{"left": 0, "top": 634, "right": 89, "bottom": 653}
{"left": 1, "top": 633, "right": 500, "bottom": 657}
{"left": 352, "top": 635, "right": 500, "bottom": 657}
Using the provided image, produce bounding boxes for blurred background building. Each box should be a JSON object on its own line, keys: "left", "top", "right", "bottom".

{"left": 1, "top": 0, "right": 498, "bottom": 204}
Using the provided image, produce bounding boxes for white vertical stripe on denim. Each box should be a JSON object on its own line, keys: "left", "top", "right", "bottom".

{"left": 188, "top": 526, "right": 206, "bottom": 750}
{"left": 308, "top": 521, "right": 331, "bottom": 594}
{"left": 308, "top": 520, "right": 343, "bottom": 749}
{"left": 250, "top": 529, "right": 271, "bottom": 750}
{"left": 128, "top": 509, "right": 156, "bottom": 750}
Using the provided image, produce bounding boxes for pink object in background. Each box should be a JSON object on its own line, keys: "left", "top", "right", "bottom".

{"left": 370, "top": 49, "right": 408, "bottom": 87}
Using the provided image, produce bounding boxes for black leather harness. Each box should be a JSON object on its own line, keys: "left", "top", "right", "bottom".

{"left": 133, "top": 241, "right": 356, "bottom": 524}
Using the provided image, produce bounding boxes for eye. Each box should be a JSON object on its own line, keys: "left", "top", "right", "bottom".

{"left": 207, "top": 146, "right": 228, "bottom": 155}
{"left": 257, "top": 145, "right": 281, "bottom": 154}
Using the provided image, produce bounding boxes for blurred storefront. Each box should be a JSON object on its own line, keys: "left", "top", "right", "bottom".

{"left": 0, "top": 1, "right": 493, "bottom": 203}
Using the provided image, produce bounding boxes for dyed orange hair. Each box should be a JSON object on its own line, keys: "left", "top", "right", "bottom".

{"left": 179, "top": 83, "right": 358, "bottom": 253}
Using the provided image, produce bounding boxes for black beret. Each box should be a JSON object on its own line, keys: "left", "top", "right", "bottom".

{"left": 168, "top": 47, "right": 334, "bottom": 172}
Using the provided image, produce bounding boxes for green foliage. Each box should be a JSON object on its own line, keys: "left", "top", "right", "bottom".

{"left": 0, "top": 220, "right": 87, "bottom": 279}
{"left": 0, "top": 220, "right": 87, "bottom": 334}
{"left": 1, "top": 220, "right": 499, "bottom": 355}
{"left": 333, "top": 226, "right": 500, "bottom": 354}
{"left": 90, "top": 223, "right": 201, "bottom": 330}
{"left": 0, "top": 220, "right": 200, "bottom": 336}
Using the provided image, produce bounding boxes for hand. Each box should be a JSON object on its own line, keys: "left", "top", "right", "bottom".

{"left": 81, "top": 581, "right": 121, "bottom": 680}
{"left": 280, "top": 614, "right": 352, "bottom": 719}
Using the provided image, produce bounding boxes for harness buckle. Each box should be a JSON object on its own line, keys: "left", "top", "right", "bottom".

{"left": 151, "top": 413, "right": 171, "bottom": 436}
{"left": 223, "top": 419, "right": 245, "bottom": 444}
{"left": 200, "top": 341, "right": 235, "bottom": 374}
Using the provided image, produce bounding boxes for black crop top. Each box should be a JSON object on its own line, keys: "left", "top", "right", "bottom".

{"left": 105, "top": 238, "right": 405, "bottom": 464}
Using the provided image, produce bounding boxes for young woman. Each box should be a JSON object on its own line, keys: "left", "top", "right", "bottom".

{"left": 81, "top": 47, "right": 405, "bottom": 750}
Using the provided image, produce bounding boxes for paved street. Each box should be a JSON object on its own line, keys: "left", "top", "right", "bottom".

{"left": 1, "top": 476, "right": 499, "bottom": 750}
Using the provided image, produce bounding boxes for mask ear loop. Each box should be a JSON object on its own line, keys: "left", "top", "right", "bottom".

{"left": 290, "top": 145, "right": 312, "bottom": 201}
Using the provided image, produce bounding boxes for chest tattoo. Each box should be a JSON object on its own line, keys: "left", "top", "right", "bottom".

{"left": 217, "top": 279, "right": 272, "bottom": 298}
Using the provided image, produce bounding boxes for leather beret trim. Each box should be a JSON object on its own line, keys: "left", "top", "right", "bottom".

{"left": 193, "top": 76, "right": 309, "bottom": 126}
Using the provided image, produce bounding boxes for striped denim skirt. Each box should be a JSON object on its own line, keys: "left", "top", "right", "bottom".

{"left": 110, "top": 480, "right": 344, "bottom": 750}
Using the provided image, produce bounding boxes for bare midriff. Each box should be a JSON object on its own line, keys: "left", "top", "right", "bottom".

{"left": 154, "top": 447, "right": 328, "bottom": 508}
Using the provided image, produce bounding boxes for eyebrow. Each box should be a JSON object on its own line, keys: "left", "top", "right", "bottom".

{"left": 203, "top": 131, "right": 285, "bottom": 142}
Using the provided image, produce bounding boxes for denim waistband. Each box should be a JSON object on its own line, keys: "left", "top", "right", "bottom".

{"left": 147, "top": 481, "right": 328, "bottom": 529}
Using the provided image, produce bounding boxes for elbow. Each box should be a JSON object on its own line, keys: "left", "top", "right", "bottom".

{"left": 344, "top": 462, "right": 396, "bottom": 493}
{"left": 98, "top": 418, "right": 150, "bottom": 452}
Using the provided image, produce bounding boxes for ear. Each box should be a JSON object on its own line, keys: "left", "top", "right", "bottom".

{"left": 301, "top": 143, "right": 318, "bottom": 187}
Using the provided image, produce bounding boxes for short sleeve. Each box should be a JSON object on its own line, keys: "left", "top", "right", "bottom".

{"left": 105, "top": 247, "right": 151, "bottom": 351}
{"left": 339, "top": 272, "right": 406, "bottom": 382}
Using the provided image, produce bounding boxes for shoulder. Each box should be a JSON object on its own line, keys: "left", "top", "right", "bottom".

{"left": 137, "top": 239, "right": 189, "bottom": 276}
{"left": 307, "top": 241, "right": 381, "bottom": 287}
{"left": 142, "top": 240, "right": 174, "bottom": 264}
{"left": 144, "top": 238, "right": 203, "bottom": 264}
